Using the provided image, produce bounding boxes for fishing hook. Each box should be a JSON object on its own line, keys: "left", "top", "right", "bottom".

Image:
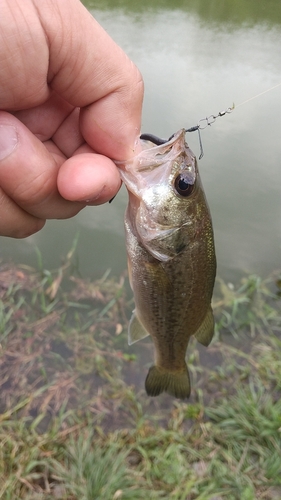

{"left": 140, "top": 126, "right": 204, "bottom": 159}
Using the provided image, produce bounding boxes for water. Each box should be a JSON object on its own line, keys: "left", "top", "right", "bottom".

{"left": 1, "top": 0, "right": 280, "bottom": 282}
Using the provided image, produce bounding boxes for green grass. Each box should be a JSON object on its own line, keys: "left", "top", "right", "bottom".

{"left": 0, "top": 255, "right": 280, "bottom": 499}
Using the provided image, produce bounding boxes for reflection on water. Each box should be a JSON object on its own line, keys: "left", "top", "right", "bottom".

{"left": 86, "top": 0, "right": 281, "bottom": 26}
{"left": 1, "top": 0, "right": 280, "bottom": 281}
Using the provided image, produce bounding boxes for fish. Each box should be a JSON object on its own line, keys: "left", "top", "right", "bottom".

{"left": 116, "top": 129, "right": 216, "bottom": 399}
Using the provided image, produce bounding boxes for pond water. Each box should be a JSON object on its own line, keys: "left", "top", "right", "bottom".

{"left": 1, "top": 0, "right": 280, "bottom": 283}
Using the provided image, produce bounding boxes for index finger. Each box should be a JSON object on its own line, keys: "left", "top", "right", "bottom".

{"left": 38, "top": 0, "right": 144, "bottom": 160}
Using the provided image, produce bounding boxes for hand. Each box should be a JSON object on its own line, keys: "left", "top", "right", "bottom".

{"left": 0, "top": 0, "right": 143, "bottom": 238}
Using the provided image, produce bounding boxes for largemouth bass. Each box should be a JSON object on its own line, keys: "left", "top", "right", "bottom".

{"left": 117, "top": 129, "right": 216, "bottom": 399}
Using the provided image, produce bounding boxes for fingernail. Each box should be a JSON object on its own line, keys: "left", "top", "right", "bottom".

{"left": 0, "top": 125, "right": 18, "bottom": 161}
{"left": 80, "top": 186, "right": 106, "bottom": 204}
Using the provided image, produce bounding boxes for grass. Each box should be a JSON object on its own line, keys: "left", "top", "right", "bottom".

{"left": 0, "top": 251, "right": 280, "bottom": 499}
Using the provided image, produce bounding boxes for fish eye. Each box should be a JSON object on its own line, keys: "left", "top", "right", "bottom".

{"left": 174, "top": 173, "right": 194, "bottom": 197}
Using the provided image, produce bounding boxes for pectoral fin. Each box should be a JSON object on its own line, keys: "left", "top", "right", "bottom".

{"left": 194, "top": 307, "right": 215, "bottom": 347}
{"left": 128, "top": 310, "right": 150, "bottom": 345}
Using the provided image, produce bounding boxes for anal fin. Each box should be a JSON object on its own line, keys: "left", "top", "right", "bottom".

{"left": 128, "top": 310, "right": 150, "bottom": 346}
{"left": 194, "top": 307, "right": 215, "bottom": 347}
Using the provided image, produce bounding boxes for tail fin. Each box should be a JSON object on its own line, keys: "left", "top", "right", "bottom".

{"left": 145, "top": 364, "right": 190, "bottom": 399}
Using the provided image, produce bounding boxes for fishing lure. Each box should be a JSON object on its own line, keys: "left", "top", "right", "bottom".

{"left": 140, "top": 105, "right": 235, "bottom": 159}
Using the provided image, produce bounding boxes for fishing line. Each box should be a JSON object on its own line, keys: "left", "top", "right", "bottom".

{"left": 140, "top": 81, "right": 281, "bottom": 159}
{"left": 234, "top": 81, "right": 281, "bottom": 108}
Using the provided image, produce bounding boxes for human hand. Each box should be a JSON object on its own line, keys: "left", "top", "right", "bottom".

{"left": 0, "top": 0, "right": 143, "bottom": 238}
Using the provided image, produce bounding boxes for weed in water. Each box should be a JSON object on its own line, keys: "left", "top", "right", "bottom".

{"left": 50, "top": 431, "right": 151, "bottom": 500}
{"left": 0, "top": 257, "right": 280, "bottom": 499}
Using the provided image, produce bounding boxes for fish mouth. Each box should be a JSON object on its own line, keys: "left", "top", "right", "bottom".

{"left": 115, "top": 128, "right": 187, "bottom": 171}
{"left": 137, "top": 129, "right": 187, "bottom": 170}
{"left": 115, "top": 129, "right": 196, "bottom": 200}
{"left": 140, "top": 128, "right": 185, "bottom": 148}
